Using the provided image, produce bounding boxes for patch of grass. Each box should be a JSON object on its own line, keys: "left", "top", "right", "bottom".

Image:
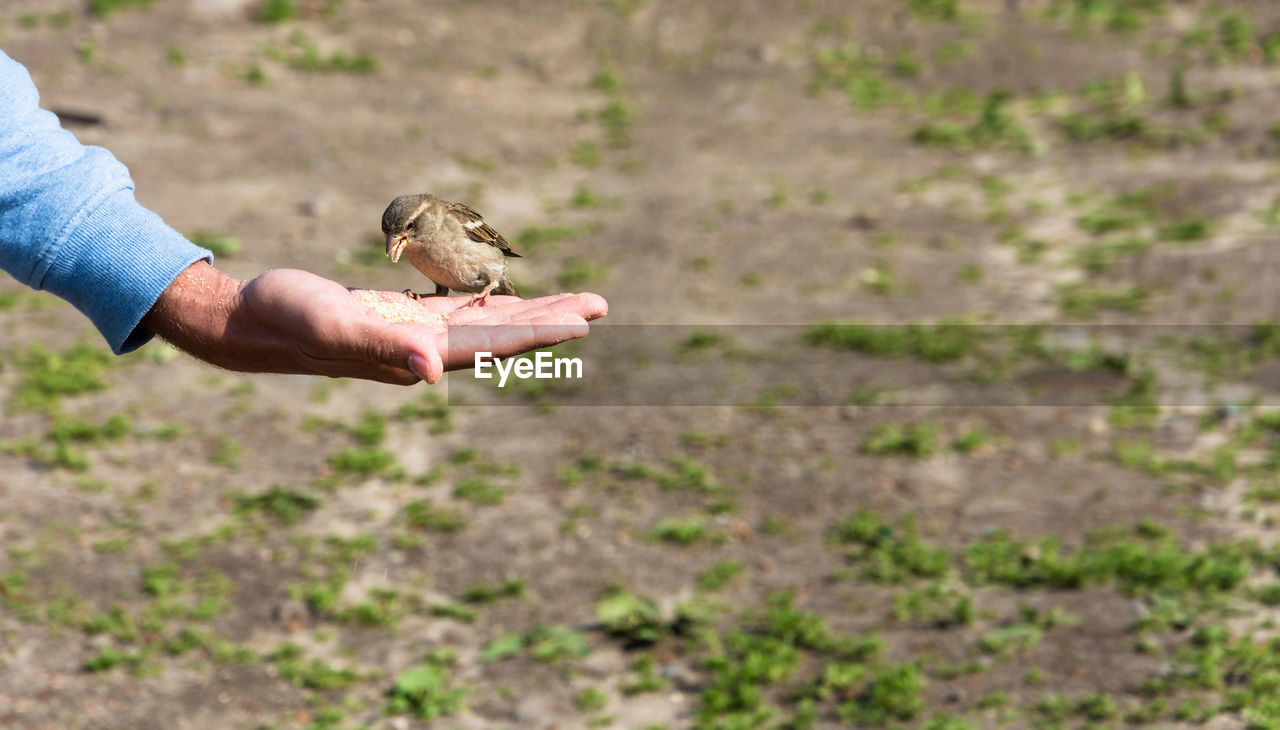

{"left": 430, "top": 602, "right": 477, "bottom": 622}
{"left": 13, "top": 343, "right": 111, "bottom": 412}
{"left": 269, "top": 643, "right": 365, "bottom": 689}
{"left": 89, "top": 0, "right": 155, "bottom": 16}
{"left": 569, "top": 140, "right": 602, "bottom": 167}
{"left": 255, "top": 0, "right": 297, "bottom": 23}
{"left": 623, "top": 654, "right": 668, "bottom": 694}
{"left": 527, "top": 624, "right": 592, "bottom": 663}
{"left": 810, "top": 45, "right": 906, "bottom": 111}
{"left": 964, "top": 526, "right": 1259, "bottom": 596}
{"left": 83, "top": 646, "right": 145, "bottom": 672}
{"left": 838, "top": 663, "right": 925, "bottom": 724}
{"left": 590, "top": 69, "right": 623, "bottom": 93}
{"left": 650, "top": 516, "right": 718, "bottom": 546}
{"left": 482, "top": 624, "right": 591, "bottom": 664}
{"left": 697, "top": 560, "right": 744, "bottom": 591}
{"left": 906, "top": 0, "right": 961, "bottom": 22}
{"left": 235, "top": 485, "right": 321, "bottom": 524}
{"left": 978, "top": 623, "right": 1042, "bottom": 657}
{"left": 328, "top": 446, "right": 400, "bottom": 478}
{"left": 461, "top": 578, "right": 525, "bottom": 604}
{"left": 891, "top": 582, "right": 973, "bottom": 626}
{"left": 403, "top": 499, "right": 467, "bottom": 532}
{"left": 597, "top": 589, "right": 667, "bottom": 644}
{"left": 265, "top": 33, "right": 378, "bottom": 74}
{"left": 387, "top": 657, "right": 468, "bottom": 720}
{"left": 558, "top": 257, "right": 610, "bottom": 289}
{"left": 860, "top": 422, "right": 939, "bottom": 458}
{"left": 804, "top": 321, "right": 982, "bottom": 363}
{"left": 453, "top": 476, "right": 509, "bottom": 506}
{"left": 952, "top": 427, "right": 996, "bottom": 453}
{"left": 350, "top": 410, "right": 385, "bottom": 446}
{"left": 1057, "top": 282, "right": 1148, "bottom": 318}
{"left": 210, "top": 437, "right": 242, "bottom": 468}
{"left": 831, "top": 510, "right": 949, "bottom": 583}
{"left": 187, "top": 231, "right": 240, "bottom": 257}
{"left": 396, "top": 393, "right": 452, "bottom": 433}
{"left": 1046, "top": 0, "right": 1166, "bottom": 34}
{"left": 1073, "top": 238, "right": 1151, "bottom": 275}
{"left": 597, "top": 100, "right": 634, "bottom": 147}
{"left": 911, "top": 90, "right": 1035, "bottom": 154}
{"left": 1160, "top": 218, "right": 1213, "bottom": 243}
{"left": 337, "top": 587, "right": 402, "bottom": 628}
{"left": 514, "top": 224, "right": 583, "bottom": 253}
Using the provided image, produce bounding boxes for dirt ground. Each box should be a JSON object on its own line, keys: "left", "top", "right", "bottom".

{"left": 6, "top": 1, "right": 1280, "bottom": 729}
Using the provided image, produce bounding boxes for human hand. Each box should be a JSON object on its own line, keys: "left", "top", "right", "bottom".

{"left": 142, "top": 262, "right": 608, "bottom": 385}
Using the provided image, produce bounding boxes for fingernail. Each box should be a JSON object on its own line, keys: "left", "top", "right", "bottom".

{"left": 408, "top": 353, "right": 433, "bottom": 383}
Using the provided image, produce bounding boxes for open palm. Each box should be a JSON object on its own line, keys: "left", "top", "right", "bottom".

{"left": 207, "top": 268, "right": 607, "bottom": 385}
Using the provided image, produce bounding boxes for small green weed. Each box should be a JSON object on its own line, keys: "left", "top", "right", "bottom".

{"left": 403, "top": 499, "right": 467, "bottom": 532}
{"left": 387, "top": 657, "right": 468, "bottom": 720}
{"left": 235, "top": 485, "right": 320, "bottom": 524}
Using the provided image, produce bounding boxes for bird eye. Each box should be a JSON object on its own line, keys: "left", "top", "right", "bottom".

{"left": 407, "top": 219, "right": 417, "bottom": 230}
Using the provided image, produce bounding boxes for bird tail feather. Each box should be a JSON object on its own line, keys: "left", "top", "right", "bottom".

{"left": 493, "top": 277, "right": 517, "bottom": 297}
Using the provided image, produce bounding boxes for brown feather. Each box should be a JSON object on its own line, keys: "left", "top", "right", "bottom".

{"left": 445, "top": 201, "right": 522, "bottom": 258}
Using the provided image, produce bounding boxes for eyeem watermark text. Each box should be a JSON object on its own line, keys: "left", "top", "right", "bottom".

{"left": 474, "top": 351, "right": 583, "bottom": 387}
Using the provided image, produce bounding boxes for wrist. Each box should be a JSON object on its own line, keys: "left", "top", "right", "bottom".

{"left": 141, "top": 260, "right": 244, "bottom": 367}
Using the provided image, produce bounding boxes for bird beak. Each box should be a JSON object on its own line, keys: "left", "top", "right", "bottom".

{"left": 385, "top": 233, "right": 408, "bottom": 263}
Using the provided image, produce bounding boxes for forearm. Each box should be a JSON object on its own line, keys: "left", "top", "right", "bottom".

{"left": 0, "top": 50, "right": 212, "bottom": 354}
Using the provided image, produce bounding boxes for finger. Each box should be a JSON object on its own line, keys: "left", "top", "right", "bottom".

{"left": 441, "top": 321, "right": 590, "bottom": 372}
{"left": 447, "top": 293, "right": 609, "bottom": 326}
{"left": 442, "top": 294, "right": 579, "bottom": 325}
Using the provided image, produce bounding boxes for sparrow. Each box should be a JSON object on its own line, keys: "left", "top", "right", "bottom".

{"left": 381, "top": 193, "right": 521, "bottom": 306}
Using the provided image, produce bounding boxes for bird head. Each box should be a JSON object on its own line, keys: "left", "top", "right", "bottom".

{"left": 381, "top": 194, "right": 431, "bottom": 263}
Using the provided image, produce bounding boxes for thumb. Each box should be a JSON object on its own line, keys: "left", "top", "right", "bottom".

{"left": 407, "top": 349, "right": 444, "bottom": 384}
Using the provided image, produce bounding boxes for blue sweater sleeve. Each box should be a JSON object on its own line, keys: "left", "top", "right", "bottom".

{"left": 0, "top": 50, "right": 211, "bottom": 354}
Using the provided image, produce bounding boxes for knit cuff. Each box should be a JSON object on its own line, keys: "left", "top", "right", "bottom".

{"left": 42, "top": 188, "right": 212, "bottom": 354}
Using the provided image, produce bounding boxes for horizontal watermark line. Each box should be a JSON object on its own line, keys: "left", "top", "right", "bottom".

{"left": 444, "top": 323, "right": 1280, "bottom": 406}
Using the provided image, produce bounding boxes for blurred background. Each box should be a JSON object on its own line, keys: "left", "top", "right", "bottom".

{"left": 7, "top": 0, "right": 1280, "bottom": 728}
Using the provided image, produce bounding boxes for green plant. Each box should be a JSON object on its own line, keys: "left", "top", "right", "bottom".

{"left": 211, "top": 437, "right": 242, "bottom": 468}
{"left": 891, "top": 582, "right": 973, "bottom": 625}
{"left": 597, "top": 589, "right": 666, "bottom": 644}
{"left": 235, "top": 485, "right": 320, "bottom": 524}
{"left": 912, "top": 90, "right": 1035, "bottom": 153}
{"left": 328, "top": 446, "right": 399, "bottom": 477}
{"left": 803, "top": 321, "right": 982, "bottom": 363}
{"left": 269, "top": 643, "right": 364, "bottom": 690}
{"left": 403, "top": 499, "right": 467, "bottom": 532}
{"left": 256, "top": 0, "right": 297, "bottom": 23}
{"left": 13, "top": 343, "right": 111, "bottom": 411}
{"left": 831, "top": 510, "right": 948, "bottom": 583}
{"left": 650, "top": 516, "right": 716, "bottom": 546}
{"left": 462, "top": 578, "right": 525, "bottom": 603}
{"left": 838, "top": 663, "right": 925, "bottom": 723}
{"left": 577, "top": 687, "right": 609, "bottom": 712}
{"left": 387, "top": 658, "right": 468, "bottom": 720}
{"left": 187, "top": 231, "right": 240, "bottom": 257}
{"left": 83, "top": 646, "right": 144, "bottom": 672}
{"left": 697, "top": 561, "right": 744, "bottom": 591}
{"left": 905, "top": 0, "right": 961, "bottom": 22}
{"left": 453, "top": 476, "right": 509, "bottom": 505}
{"left": 89, "top": 0, "right": 155, "bottom": 17}
{"left": 860, "top": 423, "right": 939, "bottom": 458}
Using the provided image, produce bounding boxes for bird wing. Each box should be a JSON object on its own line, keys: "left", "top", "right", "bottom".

{"left": 446, "top": 201, "right": 523, "bottom": 258}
